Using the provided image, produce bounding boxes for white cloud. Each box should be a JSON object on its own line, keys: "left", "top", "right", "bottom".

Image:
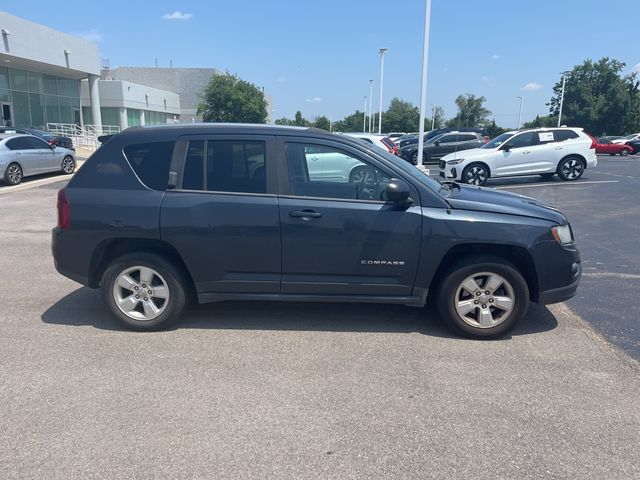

{"left": 276, "top": 76, "right": 287, "bottom": 83}
{"left": 481, "top": 75, "right": 490, "bottom": 83}
{"left": 305, "top": 97, "right": 322, "bottom": 102}
{"left": 162, "top": 11, "right": 193, "bottom": 20}
{"left": 521, "top": 82, "right": 543, "bottom": 91}
{"left": 491, "top": 54, "right": 500, "bottom": 60}
{"left": 74, "top": 29, "right": 102, "bottom": 43}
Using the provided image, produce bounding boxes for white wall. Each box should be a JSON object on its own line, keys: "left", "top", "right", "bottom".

{"left": 0, "top": 11, "right": 100, "bottom": 76}
{"left": 80, "top": 80, "right": 181, "bottom": 114}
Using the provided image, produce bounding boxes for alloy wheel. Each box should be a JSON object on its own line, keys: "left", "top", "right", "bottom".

{"left": 6, "top": 164, "right": 22, "bottom": 185}
{"left": 561, "top": 159, "right": 583, "bottom": 179}
{"left": 453, "top": 272, "right": 515, "bottom": 328}
{"left": 112, "top": 266, "right": 170, "bottom": 321}
{"left": 62, "top": 156, "right": 75, "bottom": 174}
{"left": 465, "top": 166, "right": 486, "bottom": 185}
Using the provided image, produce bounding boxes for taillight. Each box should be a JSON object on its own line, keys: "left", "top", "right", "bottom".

{"left": 57, "top": 188, "right": 70, "bottom": 229}
{"left": 392, "top": 145, "right": 399, "bottom": 156}
{"left": 483, "top": 136, "right": 490, "bottom": 143}
{"left": 587, "top": 134, "right": 596, "bottom": 149}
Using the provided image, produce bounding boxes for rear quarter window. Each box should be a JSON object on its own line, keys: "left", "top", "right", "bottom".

{"left": 554, "top": 130, "right": 579, "bottom": 142}
{"left": 123, "top": 141, "right": 175, "bottom": 190}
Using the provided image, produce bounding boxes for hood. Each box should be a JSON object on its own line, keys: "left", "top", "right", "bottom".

{"left": 441, "top": 148, "right": 489, "bottom": 161}
{"left": 447, "top": 184, "right": 566, "bottom": 224}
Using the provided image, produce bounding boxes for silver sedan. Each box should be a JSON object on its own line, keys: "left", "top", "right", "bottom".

{"left": 0, "top": 133, "right": 76, "bottom": 185}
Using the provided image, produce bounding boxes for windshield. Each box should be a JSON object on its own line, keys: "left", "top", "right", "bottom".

{"left": 481, "top": 132, "right": 514, "bottom": 149}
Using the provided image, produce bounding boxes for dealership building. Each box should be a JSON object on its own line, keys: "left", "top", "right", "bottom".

{"left": 1, "top": 12, "right": 268, "bottom": 136}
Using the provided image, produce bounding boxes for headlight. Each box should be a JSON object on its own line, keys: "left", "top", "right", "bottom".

{"left": 447, "top": 158, "right": 465, "bottom": 165}
{"left": 551, "top": 224, "right": 573, "bottom": 245}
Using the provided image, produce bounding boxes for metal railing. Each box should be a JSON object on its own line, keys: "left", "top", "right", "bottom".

{"left": 47, "top": 123, "right": 120, "bottom": 151}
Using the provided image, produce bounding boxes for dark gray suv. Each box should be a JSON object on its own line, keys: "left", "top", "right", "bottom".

{"left": 52, "top": 124, "right": 581, "bottom": 338}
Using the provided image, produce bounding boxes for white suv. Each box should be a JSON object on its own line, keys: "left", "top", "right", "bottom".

{"left": 439, "top": 127, "right": 597, "bottom": 185}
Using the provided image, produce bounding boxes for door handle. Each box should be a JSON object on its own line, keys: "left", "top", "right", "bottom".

{"left": 289, "top": 209, "right": 322, "bottom": 219}
{"left": 522, "top": 150, "right": 531, "bottom": 154}
{"left": 554, "top": 147, "right": 564, "bottom": 150}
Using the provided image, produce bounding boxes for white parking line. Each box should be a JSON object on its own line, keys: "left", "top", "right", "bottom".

{"left": 583, "top": 272, "right": 640, "bottom": 280}
{"left": 496, "top": 180, "right": 618, "bottom": 190}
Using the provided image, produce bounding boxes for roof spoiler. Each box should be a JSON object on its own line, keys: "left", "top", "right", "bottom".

{"left": 97, "top": 134, "right": 115, "bottom": 144}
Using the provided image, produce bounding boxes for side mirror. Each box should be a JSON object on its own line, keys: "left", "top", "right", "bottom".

{"left": 49, "top": 143, "right": 56, "bottom": 150}
{"left": 385, "top": 178, "right": 413, "bottom": 204}
{"left": 502, "top": 143, "right": 513, "bottom": 152}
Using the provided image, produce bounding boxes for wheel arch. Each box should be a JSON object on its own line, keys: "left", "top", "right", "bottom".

{"left": 429, "top": 243, "right": 539, "bottom": 302}
{"left": 463, "top": 161, "right": 492, "bottom": 178}
{"left": 88, "top": 238, "right": 196, "bottom": 296}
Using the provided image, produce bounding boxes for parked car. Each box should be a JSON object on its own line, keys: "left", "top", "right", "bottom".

{"left": 439, "top": 127, "right": 597, "bottom": 186}
{"left": 0, "top": 127, "right": 75, "bottom": 151}
{"left": 0, "top": 134, "right": 76, "bottom": 185}
{"left": 594, "top": 138, "right": 633, "bottom": 156}
{"left": 386, "top": 132, "right": 406, "bottom": 141}
{"left": 611, "top": 133, "right": 640, "bottom": 144}
{"left": 397, "top": 127, "right": 488, "bottom": 150}
{"left": 342, "top": 133, "right": 399, "bottom": 156}
{"left": 400, "top": 132, "right": 486, "bottom": 165}
{"left": 625, "top": 139, "right": 640, "bottom": 154}
{"left": 52, "top": 124, "right": 582, "bottom": 339}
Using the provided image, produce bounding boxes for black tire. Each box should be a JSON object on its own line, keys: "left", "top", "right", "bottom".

{"left": 410, "top": 151, "right": 419, "bottom": 165}
{"left": 620, "top": 149, "right": 629, "bottom": 156}
{"left": 3, "top": 162, "right": 23, "bottom": 185}
{"left": 436, "top": 257, "right": 529, "bottom": 339}
{"left": 61, "top": 155, "right": 76, "bottom": 174}
{"left": 461, "top": 163, "right": 489, "bottom": 186}
{"left": 557, "top": 156, "right": 584, "bottom": 181}
{"left": 101, "top": 252, "right": 189, "bottom": 331}
{"left": 540, "top": 173, "right": 555, "bottom": 180}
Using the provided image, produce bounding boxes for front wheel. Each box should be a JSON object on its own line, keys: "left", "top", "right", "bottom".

{"left": 3, "top": 162, "right": 23, "bottom": 185}
{"left": 557, "top": 156, "right": 584, "bottom": 181}
{"left": 436, "top": 258, "right": 529, "bottom": 339}
{"left": 101, "top": 253, "right": 188, "bottom": 330}
{"left": 61, "top": 155, "right": 76, "bottom": 174}
{"left": 461, "top": 163, "right": 489, "bottom": 186}
{"left": 620, "top": 149, "right": 629, "bottom": 156}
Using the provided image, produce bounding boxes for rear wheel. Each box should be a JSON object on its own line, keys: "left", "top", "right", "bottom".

{"left": 436, "top": 257, "right": 529, "bottom": 338}
{"left": 461, "top": 163, "right": 489, "bottom": 186}
{"left": 3, "top": 162, "right": 23, "bottom": 185}
{"left": 101, "top": 253, "right": 188, "bottom": 330}
{"left": 557, "top": 156, "right": 584, "bottom": 181}
{"left": 61, "top": 155, "right": 75, "bottom": 174}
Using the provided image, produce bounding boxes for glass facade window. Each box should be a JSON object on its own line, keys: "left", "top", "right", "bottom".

{"left": 1, "top": 68, "right": 80, "bottom": 128}
{"left": 101, "top": 107, "right": 119, "bottom": 127}
{"left": 127, "top": 108, "right": 141, "bottom": 127}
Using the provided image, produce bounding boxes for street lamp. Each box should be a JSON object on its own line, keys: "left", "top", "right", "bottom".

{"left": 558, "top": 72, "right": 569, "bottom": 127}
{"left": 363, "top": 96, "right": 367, "bottom": 132}
{"left": 378, "top": 48, "right": 388, "bottom": 134}
{"left": 431, "top": 104, "right": 436, "bottom": 130}
{"left": 368, "top": 79, "right": 374, "bottom": 133}
{"left": 416, "top": 0, "right": 432, "bottom": 169}
{"left": 517, "top": 96, "right": 523, "bottom": 129}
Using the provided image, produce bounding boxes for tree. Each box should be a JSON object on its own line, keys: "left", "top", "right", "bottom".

{"left": 381, "top": 98, "right": 420, "bottom": 132}
{"left": 293, "top": 110, "right": 310, "bottom": 127}
{"left": 312, "top": 115, "right": 331, "bottom": 131}
{"left": 275, "top": 117, "right": 296, "bottom": 126}
{"left": 547, "top": 58, "right": 640, "bottom": 135}
{"left": 446, "top": 94, "right": 491, "bottom": 128}
{"left": 332, "top": 110, "right": 367, "bottom": 132}
{"left": 521, "top": 114, "right": 557, "bottom": 129}
{"left": 485, "top": 119, "right": 508, "bottom": 138}
{"left": 197, "top": 71, "right": 268, "bottom": 123}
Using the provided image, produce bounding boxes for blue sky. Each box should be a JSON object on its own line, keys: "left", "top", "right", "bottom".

{"left": 7, "top": 0, "right": 639, "bottom": 127}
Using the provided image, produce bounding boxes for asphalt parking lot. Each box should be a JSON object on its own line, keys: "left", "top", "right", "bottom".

{"left": 1, "top": 157, "right": 639, "bottom": 479}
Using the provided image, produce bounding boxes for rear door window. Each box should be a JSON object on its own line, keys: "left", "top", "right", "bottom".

{"left": 123, "top": 141, "right": 175, "bottom": 190}
{"left": 554, "top": 130, "right": 579, "bottom": 142}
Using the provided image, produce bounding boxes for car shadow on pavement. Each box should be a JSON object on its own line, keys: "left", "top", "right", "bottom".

{"left": 41, "top": 287, "right": 557, "bottom": 339}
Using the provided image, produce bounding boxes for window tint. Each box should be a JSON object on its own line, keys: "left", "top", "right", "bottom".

{"left": 181, "top": 139, "right": 268, "bottom": 194}
{"left": 359, "top": 138, "right": 374, "bottom": 144}
{"left": 507, "top": 132, "right": 535, "bottom": 149}
{"left": 285, "top": 143, "right": 391, "bottom": 201}
{"left": 23, "top": 136, "right": 49, "bottom": 149}
{"left": 182, "top": 140, "right": 205, "bottom": 190}
{"left": 123, "top": 141, "right": 175, "bottom": 190}
{"left": 554, "top": 130, "right": 579, "bottom": 142}
{"left": 439, "top": 135, "right": 459, "bottom": 143}
{"left": 459, "top": 134, "right": 478, "bottom": 142}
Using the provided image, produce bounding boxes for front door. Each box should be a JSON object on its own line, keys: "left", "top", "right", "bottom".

{"left": 1, "top": 103, "right": 13, "bottom": 127}
{"left": 494, "top": 131, "right": 538, "bottom": 177}
{"left": 161, "top": 134, "right": 281, "bottom": 294}
{"left": 277, "top": 137, "right": 422, "bottom": 297}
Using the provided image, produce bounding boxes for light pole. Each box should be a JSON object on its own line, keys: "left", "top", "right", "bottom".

{"left": 558, "top": 72, "right": 569, "bottom": 127}
{"left": 517, "top": 96, "right": 523, "bottom": 129}
{"left": 363, "top": 96, "right": 367, "bottom": 132}
{"left": 368, "top": 79, "right": 374, "bottom": 133}
{"left": 431, "top": 104, "right": 436, "bottom": 130}
{"left": 378, "top": 48, "right": 387, "bottom": 134}
{"left": 416, "top": 0, "right": 432, "bottom": 169}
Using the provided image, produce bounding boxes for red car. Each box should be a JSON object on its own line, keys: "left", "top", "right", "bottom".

{"left": 595, "top": 138, "right": 633, "bottom": 156}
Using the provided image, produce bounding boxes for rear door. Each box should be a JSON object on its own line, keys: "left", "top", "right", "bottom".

{"left": 276, "top": 137, "right": 422, "bottom": 296}
{"left": 5, "top": 137, "right": 40, "bottom": 176}
{"left": 161, "top": 134, "right": 281, "bottom": 295}
{"left": 429, "top": 134, "right": 459, "bottom": 160}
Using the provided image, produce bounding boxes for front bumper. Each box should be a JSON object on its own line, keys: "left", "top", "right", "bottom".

{"left": 533, "top": 240, "right": 582, "bottom": 305}
{"left": 439, "top": 164, "right": 460, "bottom": 180}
